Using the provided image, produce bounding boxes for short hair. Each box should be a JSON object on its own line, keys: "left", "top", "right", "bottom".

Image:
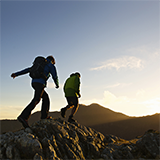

{"left": 47, "top": 56, "right": 55, "bottom": 63}
{"left": 70, "top": 72, "right": 81, "bottom": 77}
{"left": 75, "top": 72, "right": 81, "bottom": 77}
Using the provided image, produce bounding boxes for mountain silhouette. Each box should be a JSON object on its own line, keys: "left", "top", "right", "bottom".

{"left": 0, "top": 103, "right": 159, "bottom": 139}
{"left": 20, "top": 103, "right": 130, "bottom": 128}
{"left": 90, "top": 113, "right": 159, "bottom": 139}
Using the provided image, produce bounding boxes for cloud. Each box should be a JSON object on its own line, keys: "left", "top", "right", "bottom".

{"left": 81, "top": 91, "right": 130, "bottom": 106}
{"left": 103, "top": 91, "right": 129, "bottom": 105}
{"left": 90, "top": 56, "right": 144, "bottom": 71}
{"left": 81, "top": 90, "right": 160, "bottom": 116}
{"left": 142, "top": 97, "right": 160, "bottom": 106}
{"left": 106, "top": 83, "right": 132, "bottom": 88}
{"left": 136, "top": 89, "right": 145, "bottom": 97}
{"left": 140, "top": 97, "right": 160, "bottom": 114}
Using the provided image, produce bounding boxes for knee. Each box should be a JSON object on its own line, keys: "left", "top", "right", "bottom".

{"left": 34, "top": 98, "right": 41, "bottom": 105}
{"left": 42, "top": 92, "right": 49, "bottom": 101}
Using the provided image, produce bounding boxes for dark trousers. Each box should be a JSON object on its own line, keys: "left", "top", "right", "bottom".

{"left": 65, "top": 96, "right": 79, "bottom": 117}
{"left": 20, "top": 82, "right": 50, "bottom": 120}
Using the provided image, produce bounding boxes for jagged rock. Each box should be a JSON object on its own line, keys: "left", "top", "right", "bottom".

{"left": 41, "top": 137, "right": 59, "bottom": 160}
{"left": 16, "top": 132, "right": 43, "bottom": 159}
{"left": 0, "top": 118, "right": 159, "bottom": 159}
{"left": 33, "top": 153, "right": 43, "bottom": 160}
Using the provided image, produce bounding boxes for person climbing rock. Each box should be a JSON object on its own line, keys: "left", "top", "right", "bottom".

{"left": 11, "top": 56, "right": 59, "bottom": 128}
{"left": 61, "top": 72, "right": 81, "bottom": 123}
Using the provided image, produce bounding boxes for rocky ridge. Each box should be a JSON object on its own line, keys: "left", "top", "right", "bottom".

{"left": 0, "top": 118, "right": 159, "bottom": 160}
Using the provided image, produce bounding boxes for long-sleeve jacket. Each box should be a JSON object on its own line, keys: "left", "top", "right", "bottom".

{"left": 63, "top": 74, "right": 80, "bottom": 97}
{"left": 14, "top": 58, "right": 59, "bottom": 87}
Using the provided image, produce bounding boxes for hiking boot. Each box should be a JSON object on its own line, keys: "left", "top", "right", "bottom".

{"left": 61, "top": 108, "right": 66, "bottom": 118}
{"left": 68, "top": 117, "right": 76, "bottom": 123}
{"left": 46, "top": 116, "right": 52, "bottom": 119}
{"left": 17, "top": 116, "right": 30, "bottom": 128}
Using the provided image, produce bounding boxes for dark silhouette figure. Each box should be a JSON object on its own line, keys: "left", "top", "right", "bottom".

{"left": 61, "top": 72, "right": 81, "bottom": 122}
{"left": 11, "top": 56, "right": 59, "bottom": 128}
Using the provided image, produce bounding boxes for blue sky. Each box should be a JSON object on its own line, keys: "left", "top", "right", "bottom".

{"left": 1, "top": 0, "right": 160, "bottom": 119}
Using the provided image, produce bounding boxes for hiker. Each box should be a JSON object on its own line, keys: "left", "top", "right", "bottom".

{"left": 11, "top": 56, "right": 59, "bottom": 128}
{"left": 61, "top": 72, "right": 81, "bottom": 123}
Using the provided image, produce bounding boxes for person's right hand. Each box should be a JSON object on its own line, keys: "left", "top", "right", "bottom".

{"left": 11, "top": 73, "right": 16, "bottom": 79}
{"left": 78, "top": 93, "right": 81, "bottom": 98}
{"left": 55, "top": 85, "right": 59, "bottom": 89}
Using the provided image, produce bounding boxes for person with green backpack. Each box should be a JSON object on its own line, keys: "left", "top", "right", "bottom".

{"left": 11, "top": 56, "right": 59, "bottom": 128}
{"left": 61, "top": 72, "right": 81, "bottom": 123}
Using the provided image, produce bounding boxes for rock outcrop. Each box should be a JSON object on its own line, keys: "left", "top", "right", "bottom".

{"left": 0, "top": 118, "right": 159, "bottom": 159}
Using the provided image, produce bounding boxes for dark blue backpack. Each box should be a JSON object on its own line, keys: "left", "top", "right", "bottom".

{"left": 29, "top": 56, "right": 48, "bottom": 80}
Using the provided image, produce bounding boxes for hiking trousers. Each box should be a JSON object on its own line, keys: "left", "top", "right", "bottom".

{"left": 65, "top": 96, "right": 79, "bottom": 117}
{"left": 20, "top": 82, "right": 50, "bottom": 120}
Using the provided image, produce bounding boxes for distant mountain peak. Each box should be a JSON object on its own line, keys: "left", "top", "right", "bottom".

{"left": 0, "top": 103, "right": 159, "bottom": 140}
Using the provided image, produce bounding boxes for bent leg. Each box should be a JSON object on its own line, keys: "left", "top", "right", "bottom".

{"left": 19, "top": 83, "right": 44, "bottom": 120}
{"left": 61, "top": 97, "right": 77, "bottom": 118}
{"left": 65, "top": 97, "right": 79, "bottom": 117}
{"left": 67, "top": 97, "right": 79, "bottom": 122}
{"left": 70, "top": 97, "right": 79, "bottom": 117}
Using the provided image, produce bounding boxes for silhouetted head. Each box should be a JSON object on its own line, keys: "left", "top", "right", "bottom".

{"left": 70, "top": 73, "right": 75, "bottom": 77}
{"left": 70, "top": 72, "right": 81, "bottom": 78}
{"left": 75, "top": 72, "right": 81, "bottom": 78}
{"left": 47, "top": 56, "right": 55, "bottom": 64}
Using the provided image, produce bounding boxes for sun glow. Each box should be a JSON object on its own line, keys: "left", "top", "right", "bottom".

{"left": 81, "top": 91, "right": 160, "bottom": 117}
{"left": 142, "top": 98, "right": 160, "bottom": 114}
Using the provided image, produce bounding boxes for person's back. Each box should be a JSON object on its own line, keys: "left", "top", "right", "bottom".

{"left": 61, "top": 72, "right": 81, "bottom": 123}
{"left": 64, "top": 73, "right": 80, "bottom": 97}
{"left": 32, "top": 56, "right": 59, "bottom": 87}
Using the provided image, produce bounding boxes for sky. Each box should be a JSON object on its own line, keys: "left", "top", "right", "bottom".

{"left": 0, "top": 0, "right": 160, "bottom": 120}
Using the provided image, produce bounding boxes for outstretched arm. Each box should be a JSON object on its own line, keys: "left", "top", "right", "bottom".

{"left": 11, "top": 67, "right": 30, "bottom": 79}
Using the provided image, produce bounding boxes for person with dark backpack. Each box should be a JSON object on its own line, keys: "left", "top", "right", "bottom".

{"left": 11, "top": 56, "right": 59, "bottom": 128}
